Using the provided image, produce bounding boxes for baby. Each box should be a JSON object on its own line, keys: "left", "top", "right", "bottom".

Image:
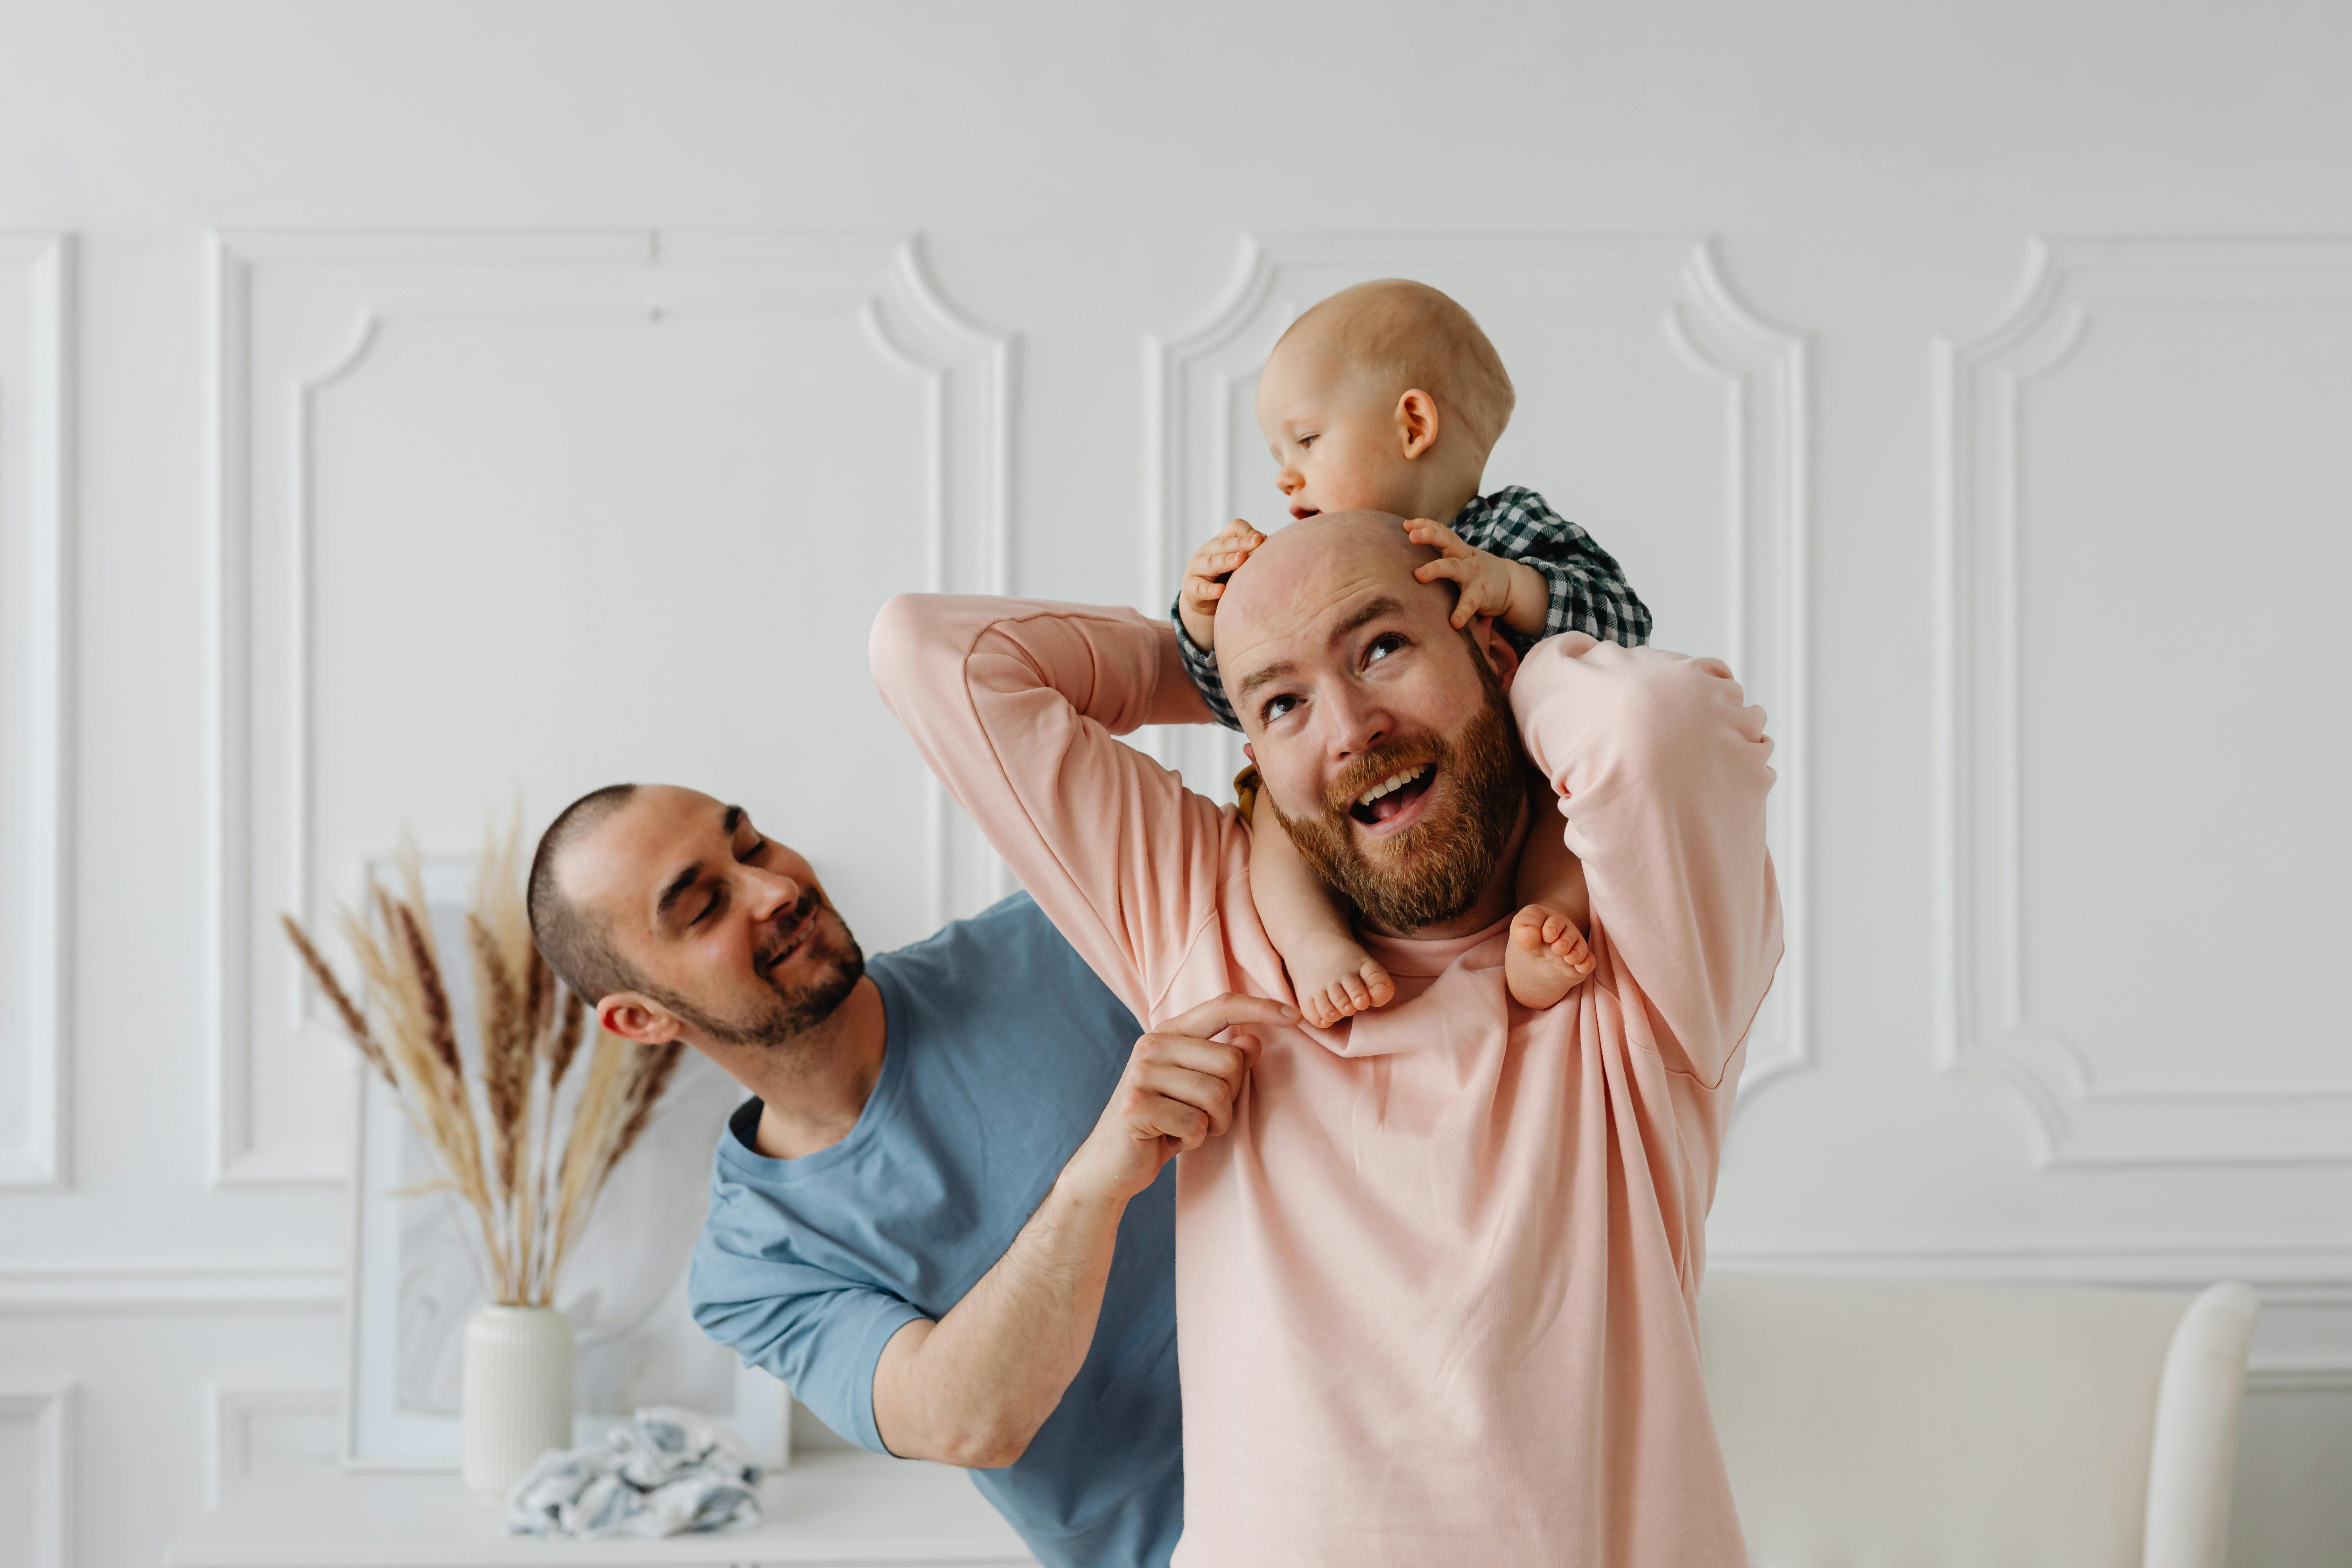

{"left": 1172, "top": 279, "right": 1653, "bottom": 1028}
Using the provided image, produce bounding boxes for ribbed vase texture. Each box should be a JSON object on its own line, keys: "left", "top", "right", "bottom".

{"left": 461, "top": 1304, "right": 576, "bottom": 1497}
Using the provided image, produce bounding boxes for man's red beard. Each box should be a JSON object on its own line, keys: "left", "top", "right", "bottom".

{"left": 1269, "top": 648, "right": 1526, "bottom": 935}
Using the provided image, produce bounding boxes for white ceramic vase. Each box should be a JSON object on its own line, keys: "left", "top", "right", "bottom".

{"left": 461, "top": 1303, "right": 575, "bottom": 1498}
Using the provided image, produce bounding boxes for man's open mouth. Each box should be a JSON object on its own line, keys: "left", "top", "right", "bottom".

{"left": 1348, "top": 763, "right": 1435, "bottom": 826}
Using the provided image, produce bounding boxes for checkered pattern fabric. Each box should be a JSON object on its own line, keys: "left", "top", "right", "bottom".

{"left": 1172, "top": 485, "right": 1653, "bottom": 730}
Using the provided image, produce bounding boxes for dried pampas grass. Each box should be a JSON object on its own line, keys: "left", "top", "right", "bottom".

{"left": 282, "top": 811, "right": 682, "bottom": 1306}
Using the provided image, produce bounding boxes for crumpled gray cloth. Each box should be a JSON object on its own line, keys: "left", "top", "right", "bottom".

{"left": 505, "top": 1406, "right": 762, "bottom": 1539}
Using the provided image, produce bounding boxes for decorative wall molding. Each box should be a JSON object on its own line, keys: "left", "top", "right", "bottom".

{"left": 206, "top": 230, "right": 1014, "bottom": 1186}
{"left": 0, "top": 233, "right": 74, "bottom": 1189}
{"left": 1932, "top": 237, "right": 2352, "bottom": 1167}
{"left": 0, "top": 1381, "right": 76, "bottom": 1568}
{"left": 1145, "top": 234, "right": 1811, "bottom": 1093}
{"left": 0, "top": 1258, "right": 343, "bottom": 1315}
{"left": 203, "top": 1381, "right": 339, "bottom": 1508}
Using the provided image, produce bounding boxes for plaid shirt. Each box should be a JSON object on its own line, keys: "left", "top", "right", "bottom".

{"left": 1172, "top": 485, "right": 1653, "bottom": 730}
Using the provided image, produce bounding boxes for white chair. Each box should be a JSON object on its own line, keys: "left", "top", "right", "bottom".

{"left": 1700, "top": 1273, "right": 2259, "bottom": 1568}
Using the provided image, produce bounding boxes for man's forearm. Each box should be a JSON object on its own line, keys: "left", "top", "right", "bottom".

{"left": 864, "top": 992, "right": 1278, "bottom": 1471}
{"left": 869, "top": 595, "right": 1226, "bottom": 1026}
{"left": 871, "top": 1165, "right": 1127, "bottom": 1469}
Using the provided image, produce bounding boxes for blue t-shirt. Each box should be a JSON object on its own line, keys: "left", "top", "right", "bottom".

{"left": 689, "top": 894, "right": 1180, "bottom": 1568}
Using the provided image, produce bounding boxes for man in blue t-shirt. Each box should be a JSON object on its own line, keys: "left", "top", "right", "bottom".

{"left": 524, "top": 782, "right": 1293, "bottom": 1568}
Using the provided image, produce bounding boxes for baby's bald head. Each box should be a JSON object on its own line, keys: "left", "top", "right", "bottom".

{"left": 1269, "top": 279, "right": 1516, "bottom": 451}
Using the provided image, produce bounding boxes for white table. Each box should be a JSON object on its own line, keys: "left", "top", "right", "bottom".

{"left": 166, "top": 1451, "right": 1041, "bottom": 1568}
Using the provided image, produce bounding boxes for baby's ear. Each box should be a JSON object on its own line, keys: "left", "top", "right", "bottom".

{"left": 1394, "top": 388, "right": 1441, "bottom": 460}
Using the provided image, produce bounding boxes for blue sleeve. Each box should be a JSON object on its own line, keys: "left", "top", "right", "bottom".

{"left": 688, "top": 1185, "right": 927, "bottom": 1457}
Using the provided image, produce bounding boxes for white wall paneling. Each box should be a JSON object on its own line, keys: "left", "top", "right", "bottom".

{"left": 206, "top": 231, "right": 1014, "bottom": 1186}
{"left": 1933, "top": 238, "right": 2352, "bottom": 1166}
{"left": 0, "top": 1382, "right": 77, "bottom": 1568}
{"left": 202, "top": 1381, "right": 340, "bottom": 1508}
{"left": 0, "top": 1259, "right": 344, "bottom": 1316}
{"left": 0, "top": 233, "right": 72, "bottom": 1189}
{"left": 1146, "top": 235, "right": 1811, "bottom": 1093}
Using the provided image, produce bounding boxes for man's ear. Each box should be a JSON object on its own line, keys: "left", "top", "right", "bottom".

{"left": 598, "top": 993, "right": 684, "bottom": 1047}
{"left": 1242, "top": 742, "right": 1256, "bottom": 766}
{"left": 1394, "top": 388, "right": 1440, "bottom": 461}
{"left": 1468, "top": 617, "right": 1522, "bottom": 692}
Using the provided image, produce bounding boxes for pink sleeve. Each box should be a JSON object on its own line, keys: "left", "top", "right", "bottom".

{"left": 869, "top": 595, "right": 1229, "bottom": 1024}
{"left": 1510, "top": 633, "right": 1783, "bottom": 1086}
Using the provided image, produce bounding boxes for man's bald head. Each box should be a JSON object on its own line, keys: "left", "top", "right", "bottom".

{"left": 1270, "top": 279, "right": 1516, "bottom": 451}
{"left": 1217, "top": 511, "right": 1446, "bottom": 710}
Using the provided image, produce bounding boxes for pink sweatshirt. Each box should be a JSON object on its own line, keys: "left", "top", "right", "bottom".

{"left": 873, "top": 598, "right": 1781, "bottom": 1567}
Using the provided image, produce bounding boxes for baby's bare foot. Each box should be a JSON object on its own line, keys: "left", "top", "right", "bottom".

{"left": 1506, "top": 903, "right": 1594, "bottom": 1011}
{"left": 1285, "top": 935, "right": 1398, "bottom": 1029}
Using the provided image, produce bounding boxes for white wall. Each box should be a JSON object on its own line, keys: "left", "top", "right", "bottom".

{"left": 0, "top": 2, "right": 2346, "bottom": 1563}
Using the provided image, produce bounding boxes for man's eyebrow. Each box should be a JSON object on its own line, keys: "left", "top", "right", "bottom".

{"left": 1233, "top": 657, "right": 1297, "bottom": 705}
{"left": 1332, "top": 596, "right": 1406, "bottom": 641}
{"left": 1231, "top": 597, "right": 1410, "bottom": 706}
{"left": 654, "top": 803, "right": 745, "bottom": 925}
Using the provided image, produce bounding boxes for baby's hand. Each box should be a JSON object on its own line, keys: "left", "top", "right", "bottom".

{"left": 1178, "top": 519, "right": 1267, "bottom": 651}
{"left": 1505, "top": 903, "right": 1595, "bottom": 1011}
{"left": 1282, "top": 930, "right": 1398, "bottom": 1030}
{"left": 1405, "top": 517, "right": 1550, "bottom": 639}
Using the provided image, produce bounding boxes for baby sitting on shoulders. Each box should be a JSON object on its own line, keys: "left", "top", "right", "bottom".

{"left": 1172, "top": 279, "right": 1653, "bottom": 1027}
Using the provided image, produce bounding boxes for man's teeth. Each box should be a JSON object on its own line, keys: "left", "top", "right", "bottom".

{"left": 1357, "top": 764, "right": 1431, "bottom": 808}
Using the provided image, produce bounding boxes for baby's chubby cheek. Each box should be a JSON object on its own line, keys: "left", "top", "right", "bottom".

{"left": 1310, "top": 465, "right": 1414, "bottom": 520}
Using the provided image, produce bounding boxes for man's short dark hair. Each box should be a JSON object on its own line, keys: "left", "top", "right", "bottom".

{"left": 527, "top": 783, "right": 649, "bottom": 1006}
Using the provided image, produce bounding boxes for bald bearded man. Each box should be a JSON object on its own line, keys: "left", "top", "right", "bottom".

{"left": 872, "top": 511, "right": 1782, "bottom": 1566}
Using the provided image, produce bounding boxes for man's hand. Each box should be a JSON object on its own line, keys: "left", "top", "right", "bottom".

{"left": 874, "top": 990, "right": 1289, "bottom": 1469}
{"left": 1405, "top": 516, "right": 1550, "bottom": 638}
{"left": 1062, "top": 992, "right": 1295, "bottom": 1204}
{"left": 1177, "top": 520, "right": 1268, "bottom": 651}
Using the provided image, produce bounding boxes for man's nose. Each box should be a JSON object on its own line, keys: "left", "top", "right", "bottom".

{"left": 1323, "top": 688, "right": 1391, "bottom": 764}
{"left": 742, "top": 862, "right": 802, "bottom": 918}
